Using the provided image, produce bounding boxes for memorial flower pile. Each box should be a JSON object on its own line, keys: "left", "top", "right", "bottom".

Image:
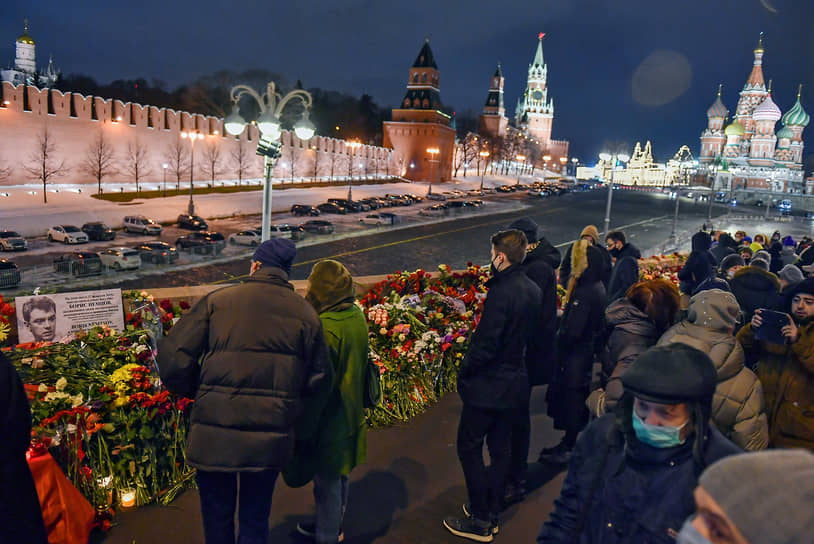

{"left": 638, "top": 253, "right": 687, "bottom": 286}
{"left": 0, "top": 293, "right": 14, "bottom": 346}
{"left": 360, "top": 264, "right": 489, "bottom": 426}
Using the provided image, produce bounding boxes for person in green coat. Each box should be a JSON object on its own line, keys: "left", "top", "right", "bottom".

{"left": 294, "top": 259, "right": 369, "bottom": 544}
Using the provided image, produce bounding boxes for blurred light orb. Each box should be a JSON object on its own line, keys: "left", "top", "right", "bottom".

{"left": 632, "top": 50, "right": 692, "bottom": 107}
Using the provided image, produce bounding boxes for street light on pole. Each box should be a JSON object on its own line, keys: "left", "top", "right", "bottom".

{"left": 347, "top": 140, "right": 362, "bottom": 201}
{"left": 180, "top": 131, "right": 204, "bottom": 215}
{"left": 479, "top": 150, "right": 490, "bottom": 192}
{"left": 599, "top": 151, "right": 631, "bottom": 240}
{"left": 426, "top": 147, "right": 440, "bottom": 195}
{"left": 559, "top": 156, "right": 567, "bottom": 176}
{"left": 542, "top": 154, "right": 551, "bottom": 181}
{"left": 571, "top": 157, "right": 579, "bottom": 177}
{"left": 224, "top": 81, "right": 315, "bottom": 242}
{"left": 515, "top": 155, "right": 526, "bottom": 185}
{"left": 162, "top": 163, "right": 168, "bottom": 197}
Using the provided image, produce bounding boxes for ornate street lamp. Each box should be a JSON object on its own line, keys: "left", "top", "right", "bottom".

{"left": 542, "top": 154, "right": 552, "bottom": 181}
{"left": 346, "top": 140, "right": 362, "bottom": 201}
{"left": 180, "top": 131, "right": 204, "bottom": 215}
{"left": 479, "top": 150, "right": 490, "bottom": 192}
{"left": 426, "top": 147, "right": 440, "bottom": 195}
{"left": 515, "top": 154, "right": 526, "bottom": 185}
{"left": 599, "top": 151, "right": 630, "bottom": 240}
{"left": 224, "top": 81, "right": 315, "bottom": 241}
{"left": 559, "top": 156, "right": 567, "bottom": 175}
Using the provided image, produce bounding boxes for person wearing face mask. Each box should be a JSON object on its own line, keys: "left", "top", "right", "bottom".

{"left": 537, "top": 344, "right": 741, "bottom": 543}
{"left": 738, "top": 277, "right": 814, "bottom": 451}
{"left": 676, "top": 449, "right": 814, "bottom": 544}
{"left": 605, "top": 230, "right": 641, "bottom": 266}
{"left": 443, "top": 229, "right": 541, "bottom": 542}
{"left": 540, "top": 240, "right": 606, "bottom": 464}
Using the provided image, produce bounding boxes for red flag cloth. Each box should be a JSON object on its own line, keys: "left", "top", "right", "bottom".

{"left": 27, "top": 452, "right": 94, "bottom": 544}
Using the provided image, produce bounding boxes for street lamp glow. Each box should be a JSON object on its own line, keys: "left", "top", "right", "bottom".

{"left": 426, "top": 147, "right": 441, "bottom": 195}
{"left": 543, "top": 155, "right": 551, "bottom": 162}
{"left": 559, "top": 157, "right": 567, "bottom": 164}
{"left": 294, "top": 116, "right": 316, "bottom": 140}
{"left": 599, "top": 152, "right": 612, "bottom": 162}
{"left": 224, "top": 105, "right": 246, "bottom": 136}
{"left": 516, "top": 154, "right": 526, "bottom": 161}
{"left": 618, "top": 153, "right": 630, "bottom": 162}
{"left": 256, "top": 111, "right": 281, "bottom": 139}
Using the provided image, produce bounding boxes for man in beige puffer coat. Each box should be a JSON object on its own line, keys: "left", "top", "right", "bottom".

{"left": 658, "top": 288, "right": 768, "bottom": 450}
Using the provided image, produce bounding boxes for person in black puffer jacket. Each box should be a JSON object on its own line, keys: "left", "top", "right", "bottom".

{"left": 541, "top": 241, "right": 606, "bottom": 464}
{"left": 678, "top": 231, "right": 718, "bottom": 295}
{"left": 710, "top": 232, "right": 737, "bottom": 264}
{"left": 509, "top": 216, "right": 562, "bottom": 271}
{"left": 728, "top": 262, "right": 782, "bottom": 330}
{"left": 588, "top": 279, "right": 680, "bottom": 417}
{"left": 159, "top": 239, "right": 332, "bottom": 544}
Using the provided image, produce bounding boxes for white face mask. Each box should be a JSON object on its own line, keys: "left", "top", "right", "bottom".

{"left": 727, "top": 269, "right": 736, "bottom": 279}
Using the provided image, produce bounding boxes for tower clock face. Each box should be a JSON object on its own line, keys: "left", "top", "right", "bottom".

{"left": 532, "top": 90, "right": 543, "bottom": 101}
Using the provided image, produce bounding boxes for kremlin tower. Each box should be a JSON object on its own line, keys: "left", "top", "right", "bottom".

{"left": 699, "top": 34, "right": 808, "bottom": 193}
{"left": 383, "top": 39, "right": 455, "bottom": 183}
{"left": 478, "top": 64, "right": 508, "bottom": 139}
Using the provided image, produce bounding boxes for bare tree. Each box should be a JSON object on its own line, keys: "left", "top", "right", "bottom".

{"left": 453, "top": 132, "right": 481, "bottom": 178}
{"left": 311, "top": 146, "right": 320, "bottom": 182}
{"left": 163, "top": 137, "right": 189, "bottom": 190}
{"left": 230, "top": 138, "right": 251, "bottom": 186}
{"left": 23, "top": 127, "right": 67, "bottom": 204}
{"left": 0, "top": 155, "right": 11, "bottom": 181}
{"left": 80, "top": 130, "right": 118, "bottom": 195}
{"left": 124, "top": 139, "right": 152, "bottom": 192}
{"left": 282, "top": 138, "right": 301, "bottom": 183}
{"left": 201, "top": 140, "right": 224, "bottom": 186}
{"left": 328, "top": 149, "right": 341, "bottom": 182}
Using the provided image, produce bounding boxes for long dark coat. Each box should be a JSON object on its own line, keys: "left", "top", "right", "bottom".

{"left": 518, "top": 241, "right": 559, "bottom": 385}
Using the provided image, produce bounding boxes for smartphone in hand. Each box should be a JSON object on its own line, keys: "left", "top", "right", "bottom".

{"left": 754, "top": 309, "right": 790, "bottom": 344}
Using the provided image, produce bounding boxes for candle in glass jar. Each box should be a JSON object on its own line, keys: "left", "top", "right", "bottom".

{"left": 120, "top": 488, "right": 136, "bottom": 508}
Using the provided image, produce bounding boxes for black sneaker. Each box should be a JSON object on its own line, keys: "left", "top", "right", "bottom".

{"left": 503, "top": 480, "right": 527, "bottom": 507}
{"left": 443, "top": 516, "right": 494, "bottom": 542}
{"left": 462, "top": 504, "right": 499, "bottom": 535}
{"left": 537, "top": 441, "right": 572, "bottom": 464}
{"left": 296, "top": 522, "right": 345, "bottom": 542}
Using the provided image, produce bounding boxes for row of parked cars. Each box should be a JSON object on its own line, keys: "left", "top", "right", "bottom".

{"left": 292, "top": 194, "right": 425, "bottom": 216}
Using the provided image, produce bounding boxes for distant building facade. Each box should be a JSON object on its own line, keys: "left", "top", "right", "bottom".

{"left": 1, "top": 20, "right": 59, "bottom": 88}
{"left": 383, "top": 39, "right": 456, "bottom": 183}
{"left": 699, "top": 35, "right": 809, "bottom": 193}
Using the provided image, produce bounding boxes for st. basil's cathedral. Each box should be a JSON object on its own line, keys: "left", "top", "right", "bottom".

{"left": 699, "top": 34, "right": 809, "bottom": 194}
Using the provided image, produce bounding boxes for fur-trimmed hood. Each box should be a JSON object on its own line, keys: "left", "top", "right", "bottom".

{"left": 731, "top": 265, "right": 781, "bottom": 291}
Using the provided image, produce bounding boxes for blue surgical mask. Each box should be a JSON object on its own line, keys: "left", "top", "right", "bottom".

{"left": 676, "top": 518, "right": 711, "bottom": 544}
{"left": 632, "top": 410, "right": 688, "bottom": 448}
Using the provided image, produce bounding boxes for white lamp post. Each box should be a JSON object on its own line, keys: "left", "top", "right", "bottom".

{"left": 515, "top": 154, "right": 526, "bottom": 185}
{"left": 542, "top": 154, "right": 551, "bottom": 181}
{"left": 180, "top": 131, "right": 204, "bottom": 215}
{"left": 347, "top": 141, "right": 362, "bottom": 201}
{"left": 571, "top": 157, "right": 579, "bottom": 177}
{"left": 599, "top": 151, "right": 630, "bottom": 240}
{"left": 479, "top": 150, "right": 490, "bottom": 192}
{"left": 426, "top": 147, "right": 440, "bottom": 195}
{"left": 162, "top": 163, "right": 168, "bottom": 197}
{"left": 224, "top": 81, "right": 314, "bottom": 242}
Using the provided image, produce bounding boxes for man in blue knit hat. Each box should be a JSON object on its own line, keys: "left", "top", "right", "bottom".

{"left": 160, "top": 238, "right": 332, "bottom": 544}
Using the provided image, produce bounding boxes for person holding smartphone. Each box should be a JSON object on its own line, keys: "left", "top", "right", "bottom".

{"left": 737, "top": 277, "right": 814, "bottom": 451}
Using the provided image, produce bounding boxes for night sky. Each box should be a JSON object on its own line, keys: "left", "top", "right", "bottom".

{"left": 4, "top": 0, "right": 813, "bottom": 164}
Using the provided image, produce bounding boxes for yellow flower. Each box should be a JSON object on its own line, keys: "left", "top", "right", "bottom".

{"left": 0, "top": 321, "right": 9, "bottom": 343}
{"left": 113, "top": 395, "right": 129, "bottom": 408}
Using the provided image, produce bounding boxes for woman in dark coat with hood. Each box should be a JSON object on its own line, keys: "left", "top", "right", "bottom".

{"left": 729, "top": 262, "right": 782, "bottom": 328}
{"left": 710, "top": 232, "right": 737, "bottom": 264}
{"left": 541, "top": 240, "right": 606, "bottom": 464}
{"left": 678, "top": 231, "right": 717, "bottom": 295}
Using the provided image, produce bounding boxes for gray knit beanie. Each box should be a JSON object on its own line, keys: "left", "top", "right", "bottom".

{"left": 699, "top": 450, "right": 814, "bottom": 543}
{"left": 779, "top": 264, "right": 805, "bottom": 286}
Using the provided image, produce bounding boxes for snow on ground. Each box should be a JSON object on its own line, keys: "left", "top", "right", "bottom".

{"left": 0, "top": 174, "right": 540, "bottom": 237}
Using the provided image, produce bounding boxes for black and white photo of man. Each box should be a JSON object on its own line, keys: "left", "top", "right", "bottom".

{"left": 21, "top": 296, "right": 57, "bottom": 343}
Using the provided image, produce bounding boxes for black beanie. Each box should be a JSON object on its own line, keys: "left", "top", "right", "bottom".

{"left": 622, "top": 344, "right": 717, "bottom": 409}
{"left": 719, "top": 254, "right": 745, "bottom": 274}
{"left": 508, "top": 217, "right": 539, "bottom": 243}
{"left": 788, "top": 277, "right": 814, "bottom": 300}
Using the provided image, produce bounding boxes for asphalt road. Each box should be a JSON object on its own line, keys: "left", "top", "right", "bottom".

{"left": 113, "top": 188, "right": 726, "bottom": 289}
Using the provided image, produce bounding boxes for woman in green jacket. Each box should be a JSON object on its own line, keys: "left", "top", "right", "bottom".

{"left": 296, "top": 260, "right": 369, "bottom": 544}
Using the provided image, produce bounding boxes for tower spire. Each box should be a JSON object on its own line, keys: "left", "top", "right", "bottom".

{"left": 532, "top": 32, "right": 544, "bottom": 67}
{"left": 768, "top": 79, "right": 773, "bottom": 93}
{"left": 717, "top": 83, "right": 723, "bottom": 97}
{"left": 756, "top": 31, "right": 764, "bottom": 52}
{"left": 799, "top": 84, "right": 803, "bottom": 100}
{"left": 24, "top": 18, "right": 29, "bottom": 34}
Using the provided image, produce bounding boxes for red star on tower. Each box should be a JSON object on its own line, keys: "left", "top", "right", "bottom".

{"left": 538, "top": 32, "right": 545, "bottom": 40}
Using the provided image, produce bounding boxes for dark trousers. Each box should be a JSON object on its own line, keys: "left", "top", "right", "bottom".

{"left": 457, "top": 403, "right": 513, "bottom": 521}
{"left": 508, "top": 391, "right": 531, "bottom": 485}
{"left": 196, "top": 469, "right": 278, "bottom": 544}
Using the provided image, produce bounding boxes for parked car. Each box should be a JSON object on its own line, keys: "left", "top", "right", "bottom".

{"left": 360, "top": 214, "right": 388, "bottom": 226}
{"left": 446, "top": 200, "right": 468, "bottom": 209}
{"left": 177, "top": 214, "right": 209, "bottom": 230}
{"left": 419, "top": 204, "right": 448, "bottom": 216}
{"left": 404, "top": 194, "right": 424, "bottom": 203}
{"left": 0, "top": 231, "right": 28, "bottom": 251}
{"left": 134, "top": 241, "right": 179, "bottom": 264}
{"left": 53, "top": 251, "right": 102, "bottom": 276}
{"left": 82, "top": 222, "right": 116, "bottom": 241}
{"left": 496, "top": 185, "right": 516, "bottom": 193}
{"left": 780, "top": 199, "right": 793, "bottom": 215}
{"left": 123, "top": 215, "right": 162, "bottom": 235}
{"left": 425, "top": 193, "right": 446, "bottom": 201}
{"left": 48, "top": 225, "right": 88, "bottom": 244}
{"left": 378, "top": 212, "right": 401, "bottom": 224}
{"left": 99, "top": 247, "right": 141, "bottom": 271}
{"left": 317, "top": 202, "right": 347, "bottom": 215}
{"left": 229, "top": 230, "right": 263, "bottom": 246}
{"left": 468, "top": 200, "right": 485, "bottom": 207}
{"left": 290, "top": 204, "right": 320, "bottom": 217}
{"left": 328, "top": 198, "right": 367, "bottom": 212}
{"left": 300, "top": 220, "right": 335, "bottom": 234}
{"left": 0, "top": 259, "right": 21, "bottom": 288}
{"left": 175, "top": 231, "right": 226, "bottom": 254}
{"left": 358, "top": 198, "right": 382, "bottom": 210}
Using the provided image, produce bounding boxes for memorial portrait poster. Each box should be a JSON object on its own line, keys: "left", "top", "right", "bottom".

{"left": 15, "top": 289, "right": 125, "bottom": 343}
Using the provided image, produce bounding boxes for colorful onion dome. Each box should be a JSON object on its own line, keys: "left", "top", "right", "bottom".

{"left": 707, "top": 94, "right": 728, "bottom": 119}
{"left": 776, "top": 126, "right": 793, "bottom": 140}
{"left": 752, "top": 94, "right": 782, "bottom": 122}
{"left": 782, "top": 94, "right": 810, "bottom": 127}
{"left": 725, "top": 121, "right": 745, "bottom": 137}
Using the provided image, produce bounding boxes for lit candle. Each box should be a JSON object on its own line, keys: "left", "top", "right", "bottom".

{"left": 120, "top": 488, "right": 136, "bottom": 508}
